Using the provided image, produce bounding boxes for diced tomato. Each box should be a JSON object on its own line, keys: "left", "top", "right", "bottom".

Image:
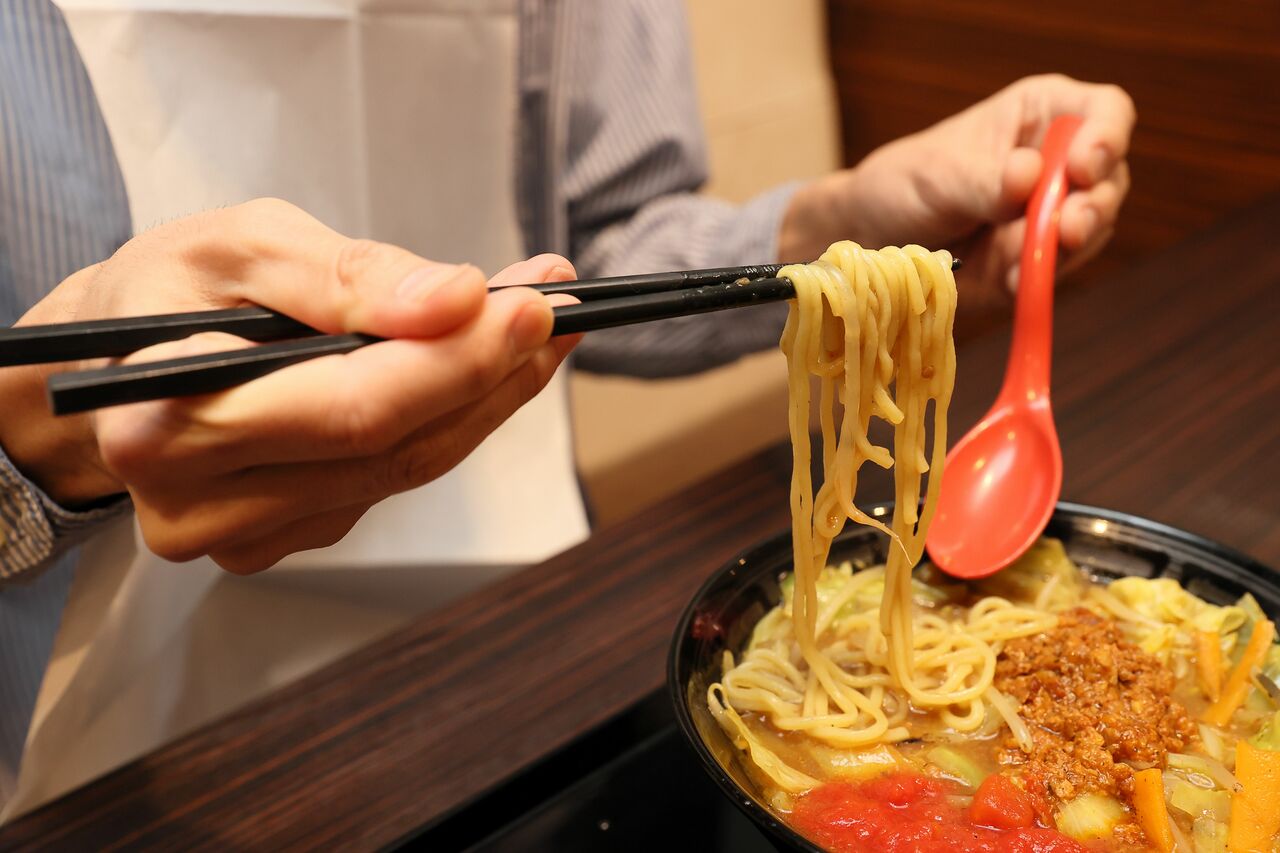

{"left": 1001, "top": 828, "right": 1091, "bottom": 853}
{"left": 791, "top": 773, "right": 1087, "bottom": 853}
{"left": 859, "top": 771, "right": 945, "bottom": 807}
{"left": 970, "top": 774, "right": 1036, "bottom": 830}
{"left": 1020, "top": 773, "right": 1057, "bottom": 828}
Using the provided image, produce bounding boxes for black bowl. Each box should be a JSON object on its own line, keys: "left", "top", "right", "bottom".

{"left": 668, "top": 502, "right": 1280, "bottom": 853}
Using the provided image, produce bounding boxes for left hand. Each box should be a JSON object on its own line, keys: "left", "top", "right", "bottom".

{"left": 781, "top": 74, "right": 1135, "bottom": 314}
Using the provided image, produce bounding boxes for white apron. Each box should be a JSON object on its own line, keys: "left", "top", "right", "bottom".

{"left": 4, "top": 0, "right": 588, "bottom": 819}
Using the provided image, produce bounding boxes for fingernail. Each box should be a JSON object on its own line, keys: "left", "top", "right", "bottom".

{"left": 1089, "top": 145, "right": 1111, "bottom": 181}
{"left": 509, "top": 302, "right": 552, "bottom": 353}
{"left": 1006, "top": 264, "right": 1020, "bottom": 295}
{"left": 396, "top": 264, "right": 471, "bottom": 304}
{"left": 548, "top": 264, "right": 575, "bottom": 281}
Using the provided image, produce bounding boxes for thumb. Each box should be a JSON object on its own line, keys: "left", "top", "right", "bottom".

{"left": 314, "top": 240, "right": 488, "bottom": 340}
{"left": 217, "top": 201, "right": 488, "bottom": 339}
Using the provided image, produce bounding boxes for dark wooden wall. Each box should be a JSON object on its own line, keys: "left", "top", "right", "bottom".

{"left": 826, "top": 0, "right": 1280, "bottom": 282}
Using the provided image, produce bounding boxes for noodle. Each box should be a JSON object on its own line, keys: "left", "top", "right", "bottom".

{"left": 709, "top": 243, "right": 1056, "bottom": 792}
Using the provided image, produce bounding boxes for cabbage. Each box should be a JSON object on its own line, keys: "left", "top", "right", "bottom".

{"left": 1165, "top": 772, "right": 1230, "bottom": 821}
{"left": 974, "top": 537, "right": 1083, "bottom": 609}
{"left": 780, "top": 565, "right": 859, "bottom": 613}
{"left": 810, "top": 744, "right": 903, "bottom": 781}
{"left": 1231, "top": 593, "right": 1268, "bottom": 663}
{"left": 1167, "top": 753, "right": 1240, "bottom": 792}
{"left": 1109, "top": 577, "right": 1245, "bottom": 636}
{"left": 1055, "top": 793, "right": 1127, "bottom": 840}
{"left": 780, "top": 563, "right": 955, "bottom": 628}
{"left": 1264, "top": 644, "right": 1280, "bottom": 680}
{"left": 1250, "top": 710, "right": 1280, "bottom": 752}
{"left": 927, "top": 746, "right": 986, "bottom": 790}
{"left": 1192, "top": 816, "right": 1228, "bottom": 853}
{"left": 1138, "top": 623, "right": 1178, "bottom": 657}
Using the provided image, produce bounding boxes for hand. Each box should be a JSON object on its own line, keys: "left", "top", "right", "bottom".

{"left": 781, "top": 74, "right": 1134, "bottom": 317}
{"left": 0, "top": 198, "right": 581, "bottom": 573}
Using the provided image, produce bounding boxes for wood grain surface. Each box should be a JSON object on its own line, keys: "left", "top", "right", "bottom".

{"left": 826, "top": 0, "right": 1280, "bottom": 285}
{"left": 3, "top": 197, "right": 1279, "bottom": 850}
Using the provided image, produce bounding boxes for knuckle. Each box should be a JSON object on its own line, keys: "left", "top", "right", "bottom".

{"left": 96, "top": 425, "right": 152, "bottom": 482}
{"left": 381, "top": 443, "right": 444, "bottom": 495}
{"left": 308, "top": 518, "right": 361, "bottom": 551}
{"left": 1106, "top": 85, "right": 1137, "bottom": 120}
{"left": 463, "top": 335, "right": 514, "bottom": 392}
{"left": 380, "top": 431, "right": 466, "bottom": 494}
{"left": 333, "top": 238, "right": 396, "bottom": 292}
{"left": 507, "top": 358, "right": 550, "bottom": 407}
{"left": 212, "top": 550, "right": 274, "bottom": 576}
{"left": 329, "top": 391, "right": 399, "bottom": 456}
{"left": 139, "top": 522, "right": 207, "bottom": 564}
{"left": 1021, "top": 72, "right": 1067, "bottom": 92}
{"left": 236, "top": 196, "right": 300, "bottom": 224}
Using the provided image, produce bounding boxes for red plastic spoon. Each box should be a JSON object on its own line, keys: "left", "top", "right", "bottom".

{"left": 926, "top": 115, "right": 1083, "bottom": 579}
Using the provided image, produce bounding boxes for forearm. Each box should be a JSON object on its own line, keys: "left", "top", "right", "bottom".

{"left": 573, "top": 184, "right": 798, "bottom": 377}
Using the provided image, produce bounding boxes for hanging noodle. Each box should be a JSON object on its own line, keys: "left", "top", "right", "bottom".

{"left": 708, "top": 242, "right": 1054, "bottom": 792}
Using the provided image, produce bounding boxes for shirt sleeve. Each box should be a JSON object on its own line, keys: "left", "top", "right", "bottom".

{"left": 559, "top": 0, "right": 799, "bottom": 378}
{"left": 0, "top": 445, "right": 130, "bottom": 582}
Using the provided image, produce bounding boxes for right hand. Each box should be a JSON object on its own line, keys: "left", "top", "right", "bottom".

{"left": 0, "top": 198, "right": 580, "bottom": 573}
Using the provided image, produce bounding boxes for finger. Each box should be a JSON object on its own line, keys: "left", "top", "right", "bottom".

{"left": 186, "top": 286, "right": 556, "bottom": 467}
{"left": 93, "top": 332, "right": 258, "bottom": 483}
{"left": 110, "top": 254, "right": 580, "bottom": 480}
{"left": 115, "top": 198, "right": 488, "bottom": 340}
{"left": 1016, "top": 75, "right": 1136, "bottom": 186}
{"left": 991, "top": 219, "right": 1027, "bottom": 296}
{"left": 994, "top": 147, "right": 1043, "bottom": 222}
{"left": 489, "top": 255, "right": 582, "bottom": 357}
{"left": 1059, "top": 225, "right": 1116, "bottom": 278}
{"left": 132, "top": 341, "right": 571, "bottom": 558}
{"left": 209, "top": 503, "right": 372, "bottom": 575}
{"left": 543, "top": 273, "right": 584, "bottom": 360}
{"left": 1058, "top": 160, "right": 1130, "bottom": 251}
{"left": 489, "top": 253, "right": 576, "bottom": 288}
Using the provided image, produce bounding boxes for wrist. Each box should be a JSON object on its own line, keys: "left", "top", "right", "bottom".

{"left": 778, "top": 171, "right": 858, "bottom": 263}
{"left": 0, "top": 289, "right": 125, "bottom": 507}
{"left": 0, "top": 363, "right": 123, "bottom": 508}
{"left": 778, "top": 132, "right": 943, "bottom": 263}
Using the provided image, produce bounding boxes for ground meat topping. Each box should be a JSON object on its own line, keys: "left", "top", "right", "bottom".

{"left": 993, "top": 608, "right": 1197, "bottom": 824}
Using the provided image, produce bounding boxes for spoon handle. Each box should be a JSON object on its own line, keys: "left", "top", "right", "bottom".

{"left": 1000, "top": 115, "right": 1082, "bottom": 403}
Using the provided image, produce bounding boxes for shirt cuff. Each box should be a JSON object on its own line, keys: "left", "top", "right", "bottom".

{"left": 0, "top": 446, "right": 130, "bottom": 581}
{"left": 573, "top": 181, "right": 803, "bottom": 377}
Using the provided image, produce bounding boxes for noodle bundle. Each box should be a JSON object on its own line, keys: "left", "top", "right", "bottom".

{"left": 709, "top": 243, "right": 1054, "bottom": 791}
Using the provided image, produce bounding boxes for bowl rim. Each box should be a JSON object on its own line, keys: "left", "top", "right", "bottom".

{"left": 666, "top": 500, "right": 1280, "bottom": 851}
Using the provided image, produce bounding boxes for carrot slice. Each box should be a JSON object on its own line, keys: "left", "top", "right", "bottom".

{"left": 1195, "top": 630, "right": 1223, "bottom": 702}
{"left": 1132, "top": 768, "right": 1174, "bottom": 853}
{"left": 1203, "top": 619, "right": 1276, "bottom": 727}
{"left": 1228, "top": 739, "right": 1280, "bottom": 853}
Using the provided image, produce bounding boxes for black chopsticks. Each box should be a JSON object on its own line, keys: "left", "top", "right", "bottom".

{"left": 2, "top": 259, "right": 958, "bottom": 415}
{"left": 0, "top": 264, "right": 791, "bottom": 368}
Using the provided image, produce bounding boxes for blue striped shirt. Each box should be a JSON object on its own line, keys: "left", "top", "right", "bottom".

{"left": 0, "top": 0, "right": 794, "bottom": 803}
{"left": 0, "top": 0, "right": 131, "bottom": 804}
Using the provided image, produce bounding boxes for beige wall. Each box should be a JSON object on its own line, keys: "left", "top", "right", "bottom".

{"left": 571, "top": 0, "right": 840, "bottom": 526}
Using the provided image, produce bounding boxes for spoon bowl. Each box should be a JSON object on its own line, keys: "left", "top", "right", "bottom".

{"left": 926, "top": 115, "right": 1082, "bottom": 579}
{"left": 927, "top": 401, "right": 1063, "bottom": 576}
